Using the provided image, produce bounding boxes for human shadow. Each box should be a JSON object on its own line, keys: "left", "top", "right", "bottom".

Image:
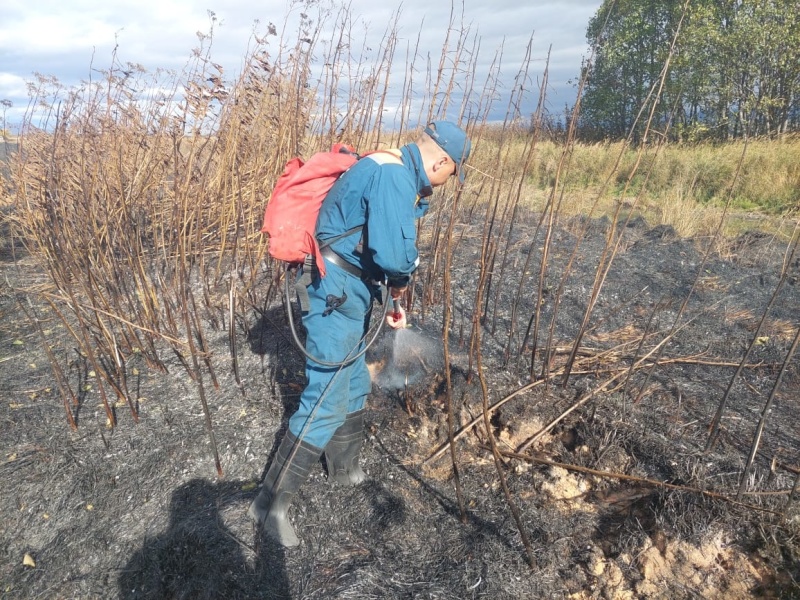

{"left": 118, "top": 478, "right": 291, "bottom": 600}
{"left": 245, "top": 300, "right": 312, "bottom": 485}
{"left": 246, "top": 301, "right": 307, "bottom": 429}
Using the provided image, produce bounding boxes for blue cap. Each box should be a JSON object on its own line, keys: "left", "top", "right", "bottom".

{"left": 424, "top": 121, "right": 471, "bottom": 183}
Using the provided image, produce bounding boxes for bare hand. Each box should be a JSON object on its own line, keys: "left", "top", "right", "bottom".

{"left": 386, "top": 304, "right": 407, "bottom": 329}
{"left": 390, "top": 286, "right": 407, "bottom": 300}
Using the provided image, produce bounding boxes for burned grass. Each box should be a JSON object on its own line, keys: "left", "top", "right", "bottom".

{"left": 1, "top": 215, "right": 800, "bottom": 599}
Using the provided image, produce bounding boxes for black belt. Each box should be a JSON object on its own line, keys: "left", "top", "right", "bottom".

{"left": 319, "top": 245, "right": 364, "bottom": 279}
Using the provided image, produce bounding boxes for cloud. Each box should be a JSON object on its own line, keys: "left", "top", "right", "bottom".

{"left": 344, "top": 0, "right": 595, "bottom": 110}
{"left": 1, "top": 1, "right": 224, "bottom": 72}
{"left": 0, "top": 0, "right": 600, "bottom": 127}
{"left": 2, "top": 15, "right": 116, "bottom": 56}
{"left": 0, "top": 73, "right": 28, "bottom": 98}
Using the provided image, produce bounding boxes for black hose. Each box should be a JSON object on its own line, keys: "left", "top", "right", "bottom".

{"left": 284, "top": 266, "right": 389, "bottom": 367}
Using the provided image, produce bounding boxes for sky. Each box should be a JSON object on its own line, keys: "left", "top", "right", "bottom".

{"left": 0, "top": 0, "right": 602, "bottom": 131}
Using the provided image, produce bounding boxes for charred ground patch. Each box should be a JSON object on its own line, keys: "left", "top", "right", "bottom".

{"left": 1, "top": 216, "right": 799, "bottom": 599}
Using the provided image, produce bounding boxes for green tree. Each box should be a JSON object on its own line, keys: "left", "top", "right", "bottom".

{"left": 580, "top": 0, "right": 800, "bottom": 141}
{"left": 580, "top": 0, "right": 685, "bottom": 141}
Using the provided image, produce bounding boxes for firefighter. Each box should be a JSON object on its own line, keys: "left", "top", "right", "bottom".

{"left": 249, "top": 121, "right": 471, "bottom": 546}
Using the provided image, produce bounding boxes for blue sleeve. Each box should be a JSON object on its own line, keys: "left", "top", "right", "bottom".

{"left": 415, "top": 197, "right": 430, "bottom": 218}
{"left": 364, "top": 166, "right": 419, "bottom": 284}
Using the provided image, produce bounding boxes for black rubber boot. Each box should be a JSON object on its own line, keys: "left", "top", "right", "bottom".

{"left": 248, "top": 431, "right": 322, "bottom": 547}
{"left": 324, "top": 409, "right": 367, "bottom": 486}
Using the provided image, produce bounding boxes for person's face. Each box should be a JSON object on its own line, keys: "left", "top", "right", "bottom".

{"left": 428, "top": 155, "right": 458, "bottom": 188}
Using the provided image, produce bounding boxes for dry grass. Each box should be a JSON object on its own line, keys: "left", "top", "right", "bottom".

{"left": 463, "top": 134, "right": 799, "bottom": 241}
{"left": 647, "top": 186, "right": 722, "bottom": 238}
{"left": 587, "top": 324, "right": 644, "bottom": 345}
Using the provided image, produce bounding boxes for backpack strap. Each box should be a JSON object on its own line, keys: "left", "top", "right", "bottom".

{"left": 315, "top": 150, "right": 402, "bottom": 247}
{"left": 364, "top": 148, "right": 403, "bottom": 165}
{"left": 317, "top": 225, "right": 363, "bottom": 250}
{"left": 293, "top": 256, "right": 317, "bottom": 312}
{"left": 317, "top": 148, "right": 403, "bottom": 254}
{"left": 296, "top": 148, "right": 405, "bottom": 310}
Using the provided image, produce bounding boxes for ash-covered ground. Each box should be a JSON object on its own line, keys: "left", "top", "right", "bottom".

{"left": 1, "top": 212, "right": 799, "bottom": 599}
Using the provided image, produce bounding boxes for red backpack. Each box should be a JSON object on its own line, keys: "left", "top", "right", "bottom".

{"left": 261, "top": 143, "right": 358, "bottom": 277}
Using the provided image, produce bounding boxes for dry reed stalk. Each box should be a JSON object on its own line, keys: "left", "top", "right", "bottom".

{"left": 178, "top": 236, "right": 222, "bottom": 476}
{"left": 229, "top": 282, "right": 243, "bottom": 393}
{"left": 561, "top": 3, "right": 691, "bottom": 386}
{"left": 471, "top": 208, "right": 536, "bottom": 570}
{"left": 737, "top": 323, "right": 800, "bottom": 499}
{"left": 422, "top": 31, "right": 491, "bottom": 313}
{"left": 492, "top": 41, "right": 545, "bottom": 347}
{"left": 495, "top": 449, "right": 784, "bottom": 517}
{"left": 707, "top": 231, "right": 800, "bottom": 451}
{"left": 16, "top": 297, "right": 78, "bottom": 429}
{"left": 440, "top": 157, "right": 468, "bottom": 526}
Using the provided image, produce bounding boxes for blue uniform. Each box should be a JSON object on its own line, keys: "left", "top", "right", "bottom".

{"left": 287, "top": 144, "right": 432, "bottom": 448}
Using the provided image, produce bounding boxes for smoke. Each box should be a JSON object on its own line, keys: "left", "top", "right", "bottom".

{"left": 368, "top": 327, "right": 444, "bottom": 391}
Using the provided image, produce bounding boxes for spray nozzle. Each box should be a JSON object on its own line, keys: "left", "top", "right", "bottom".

{"left": 392, "top": 297, "right": 402, "bottom": 320}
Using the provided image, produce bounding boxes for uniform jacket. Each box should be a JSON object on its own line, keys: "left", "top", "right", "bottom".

{"left": 315, "top": 143, "right": 432, "bottom": 288}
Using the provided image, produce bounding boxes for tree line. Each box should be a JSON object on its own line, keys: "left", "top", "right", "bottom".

{"left": 578, "top": 0, "right": 800, "bottom": 142}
